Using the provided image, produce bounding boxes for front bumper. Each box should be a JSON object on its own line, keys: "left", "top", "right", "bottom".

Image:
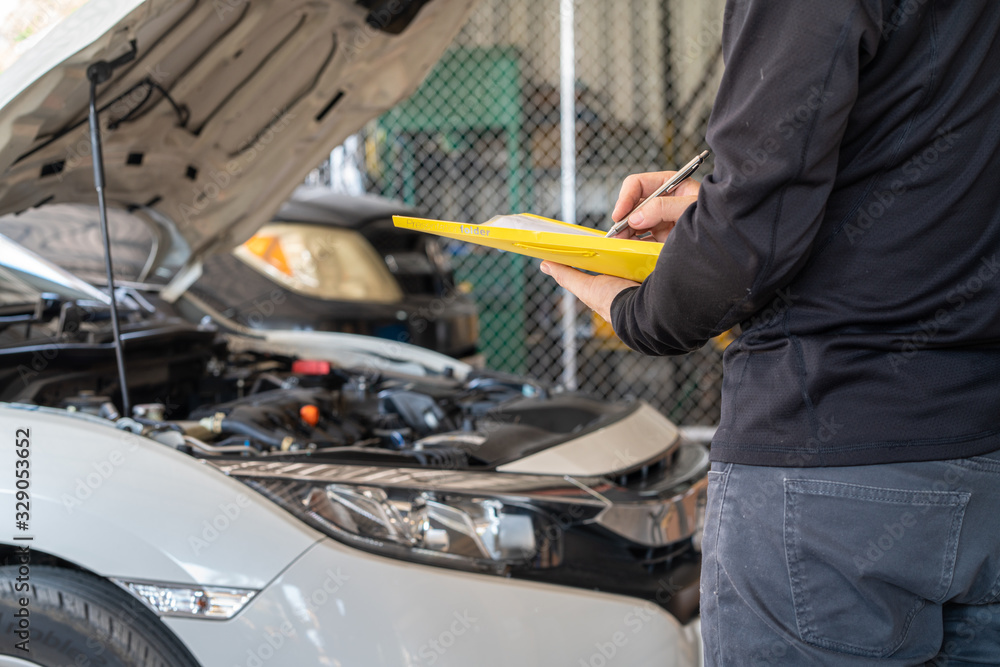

{"left": 165, "top": 536, "right": 703, "bottom": 667}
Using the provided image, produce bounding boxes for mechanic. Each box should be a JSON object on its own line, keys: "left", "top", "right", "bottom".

{"left": 540, "top": 0, "right": 1000, "bottom": 664}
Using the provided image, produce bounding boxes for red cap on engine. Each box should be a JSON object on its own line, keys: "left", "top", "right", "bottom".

{"left": 291, "top": 359, "right": 331, "bottom": 375}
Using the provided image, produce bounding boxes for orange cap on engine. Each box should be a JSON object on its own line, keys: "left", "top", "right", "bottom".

{"left": 300, "top": 404, "right": 320, "bottom": 427}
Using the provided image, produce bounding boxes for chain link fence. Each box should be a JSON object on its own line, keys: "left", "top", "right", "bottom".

{"left": 317, "top": 0, "right": 727, "bottom": 425}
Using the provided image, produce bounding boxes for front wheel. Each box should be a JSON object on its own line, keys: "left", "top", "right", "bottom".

{"left": 0, "top": 565, "right": 200, "bottom": 667}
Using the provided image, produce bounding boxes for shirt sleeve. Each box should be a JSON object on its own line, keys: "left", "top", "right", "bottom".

{"left": 610, "top": 0, "right": 884, "bottom": 355}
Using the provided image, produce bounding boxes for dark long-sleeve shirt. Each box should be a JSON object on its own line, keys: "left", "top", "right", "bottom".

{"left": 610, "top": 0, "right": 1000, "bottom": 466}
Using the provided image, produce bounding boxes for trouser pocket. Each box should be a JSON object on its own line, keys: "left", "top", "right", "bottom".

{"left": 783, "top": 479, "right": 969, "bottom": 658}
{"left": 700, "top": 466, "right": 730, "bottom": 667}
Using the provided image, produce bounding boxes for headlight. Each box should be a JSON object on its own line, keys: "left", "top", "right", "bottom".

{"left": 212, "top": 440, "right": 709, "bottom": 616}
{"left": 243, "top": 478, "right": 565, "bottom": 574}
{"left": 235, "top": 222, "right": 404, "bottom": 303}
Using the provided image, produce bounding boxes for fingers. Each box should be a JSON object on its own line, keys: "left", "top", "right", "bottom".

{"left": 625, "top": 195, "right": 698, "bottom": 230}
{"left": 539, "top": 260, "right": 587, "bottom": 294}
{"left": 610, "top": 194, "right": 698, "bottom": 241}
{"left": 612, "top": 222, "right": 675, "bottom": 243}
{"left": 612, "top": 171, "right": 674, "bottom": 222}
{"left": 539, "top": 261, "right": 641, "bottom": 322}
{"left": 611, "top": 171, "right": 702, "bottom": 223}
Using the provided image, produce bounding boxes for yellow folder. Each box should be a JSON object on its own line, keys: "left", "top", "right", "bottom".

{"left": 392, "top": 213, "right": 662, "bottom": 282}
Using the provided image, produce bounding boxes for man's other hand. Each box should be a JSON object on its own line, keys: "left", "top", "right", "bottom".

{"left": 539, "top": 262, "right": 639, "bottom": 323}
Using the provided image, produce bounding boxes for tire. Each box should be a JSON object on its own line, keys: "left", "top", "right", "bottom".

{"left": 0, "top": 565, "right": 200, "bottom": 667}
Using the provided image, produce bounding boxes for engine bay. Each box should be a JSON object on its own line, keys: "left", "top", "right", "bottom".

{"left": 0, "top": 295, "right": 629, "bottom": 470}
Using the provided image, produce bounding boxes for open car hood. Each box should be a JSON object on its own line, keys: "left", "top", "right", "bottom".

{"left": 0, "top": 0, "right": 473, "bottom": 295}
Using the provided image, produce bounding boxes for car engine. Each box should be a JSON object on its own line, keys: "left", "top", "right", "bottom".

{"left": 0, "top": 294, "right": 631, "bottom": 471}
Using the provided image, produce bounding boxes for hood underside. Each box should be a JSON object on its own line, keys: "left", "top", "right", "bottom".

{"left": 0, "top": 0, "right": 473, "bottom": 287}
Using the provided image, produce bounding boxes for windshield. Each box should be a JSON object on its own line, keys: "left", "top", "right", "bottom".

{"left": 0, "top": 204, "right": 164, "bottom": 286}
{"left": 0, "top": 233, "right": 111, "bottom": 303}
{"left": 0, "top": 263, "right": 40, "bottom": 305}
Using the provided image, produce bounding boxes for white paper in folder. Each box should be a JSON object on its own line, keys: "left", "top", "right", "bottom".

{"left": 478, "top": 214, "right": 600, "bottom": 237}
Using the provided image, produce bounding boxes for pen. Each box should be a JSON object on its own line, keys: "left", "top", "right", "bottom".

{"left": 605, "top": 149, "right": 710, "bottom": 238}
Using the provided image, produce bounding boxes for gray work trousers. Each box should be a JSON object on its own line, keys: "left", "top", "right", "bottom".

{"left": 701, "top": 450, "right": 1000, "bottom": 665}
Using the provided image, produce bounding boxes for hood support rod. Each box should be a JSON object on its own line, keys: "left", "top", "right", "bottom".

{"left": 86, "top": 41, "right": 137, "bottom": 418}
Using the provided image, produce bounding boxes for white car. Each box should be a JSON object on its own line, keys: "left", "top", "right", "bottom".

{"left": 0, "top": 1, "right": 705, "bottom": 665}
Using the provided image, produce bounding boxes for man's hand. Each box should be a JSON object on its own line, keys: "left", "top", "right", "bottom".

{"left": 610, "top": 171, "right": 700, "bottom": 241}
{"left": 539, "top": 261, "right": 639, "bottom": 323}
